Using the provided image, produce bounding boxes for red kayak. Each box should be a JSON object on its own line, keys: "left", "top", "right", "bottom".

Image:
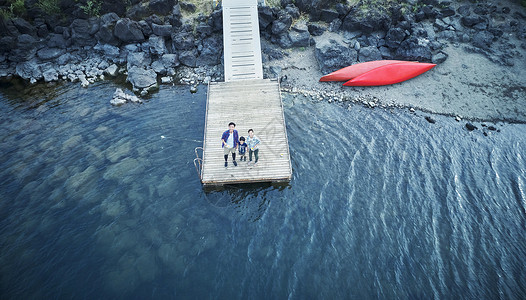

{"left": 343, "top": 62, "right": 436, "bottom": 86}
{"left": 319, "top": 60, "right": 407, "bottom": 82}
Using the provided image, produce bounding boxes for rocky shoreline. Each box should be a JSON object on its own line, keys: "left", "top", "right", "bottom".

{"left": 1, "top": 0, "right": 525, "bottom": 120}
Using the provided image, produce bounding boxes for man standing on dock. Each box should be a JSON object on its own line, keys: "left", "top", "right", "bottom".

{"left": 221, "top": 122, "right": 239, "bottom": 167}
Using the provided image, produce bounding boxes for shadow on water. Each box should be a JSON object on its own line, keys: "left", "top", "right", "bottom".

{"left": 203, "top": 182, "right": 291, "bottom": 222}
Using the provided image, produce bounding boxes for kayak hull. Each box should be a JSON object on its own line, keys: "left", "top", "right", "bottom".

{"left": 319, "top": 60, "right": 407, "bottom": 82}
{"left": 343, "top": 62, "right": 436, "bottom": 86}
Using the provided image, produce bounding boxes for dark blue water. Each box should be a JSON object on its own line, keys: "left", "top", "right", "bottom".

{"left": 1, "top": 81, "right": 525, "bottom": 299}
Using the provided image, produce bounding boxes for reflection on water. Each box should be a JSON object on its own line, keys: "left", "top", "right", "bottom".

{"left": 0, "top": 81, "right": 525, "bottom": 299}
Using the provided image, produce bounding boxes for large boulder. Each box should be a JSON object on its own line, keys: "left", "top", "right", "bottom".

{"left": 37, "top": 48, "right": 65, "bottom": 61}
{"left": 152, "top": 23, "right": 172, "bottom": 37}
{"left": 461, "top": 15, "right": 485, "bottom": 28}
{"left": 385, "top": 27, "right": 406, "bottom": 49}
{"left": 271, "top": 12, "right": 292, "bottom": 35}
{"left": 12, "top": 18, "right": 36, "bottom": 36}
{"left": 114, "top": 18, "right": 145, "bottom": 43}
{"left": 472, "top": 31, "right": 494, "bottom": 50}
{"left": 358, "top": 46, "right": 382, "bottom": 62}
{"left": 149, "top": 35, "right": 167, "bottom": 56}
{"left": 342, "top": 9, "right": 390, "bottom": 33}
{"left": 127, "top": 66, "right": 158, "bottom": 91}
{"left": 9, "top": 34, "right": 37, "bottom": 62}
{"left": 258, "top": 6, "right": 275, "bottom": 30}
{"left": 71, "top": 19, "right": 95, "bottom": 46}
{"left": 15, "top": 59, "right": 41, "bottom": 81}
{"left": 95, "top": 23, "right": 119, "bottom": 45}
{"left": 0, "top": 36, "right": 16, "bottom": 53}
{"left": 395, "top": 37, "right": 432, "bottom": 62}
{"left": 196, "top": 36, "right": 222, "bottom": 66}
{"left": 151, "top": 53, "right": 179, "bottom": 75}
{"left": 314, "top": 32, "right": 357, "bottom": 74}
{"left": 149, "top": 0, "right": 175, "bottom": 15}
{"left": 47, "top": 33, "right": 68, "bottom": 48}
{"left": 178, "top": 49, "right": 198, "bottom": 67}
{"left": 127, "top": 52, "right": 151, "bottom": 69}
{"left": 171, "top": 31, "right": 194, "bottom": 50}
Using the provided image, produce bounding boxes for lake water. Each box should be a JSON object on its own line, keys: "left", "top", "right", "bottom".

{"left": 1, "top": 80, "right": 525, "bottom": 299}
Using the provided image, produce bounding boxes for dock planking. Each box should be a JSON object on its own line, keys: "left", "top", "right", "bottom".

{"left": 200, "top": 79, "right": 292, "bottom": 186}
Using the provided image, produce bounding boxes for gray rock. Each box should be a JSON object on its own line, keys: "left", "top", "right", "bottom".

{"left": 196, "top": 37, "right": 222, "bottom": 66}
{"left": 138, "top": 20, "right": 153, "bottom": 37}
{"left": 472, "top": 31, "right": 494, "bottom": 50}
{"left": 95, "top": 25, "right": 119, "bottom": 45}
{"left": 149, "top": 35, "right": 167, "bottom": 56}
{"left": 114, "top": 19, "right": 145, "bottom": 43}
{"left": 308, "top": 23, "right": 327, "bottom": 36}
{"left": 0, "top": 36, "right": 16, "bottom": 53}
{"left": 285, "top": 4, "right": 300, "bottom": 19}
{"left": 9, "top": 34, "right": 37, "bottom": 62}
{"left": 127, "top": 52, "right": 151, "bottom": 69}
{"left": 16, "top": 60, "right": 41, "bottom": 81}
{"left": 47, "top": 33, "right": 68, "bottom": 48}
{"left": 288, "top": 30, "right": 310, "bottom": 48}
{"left": 432, "top": 51, "right": 448, "bottom": 64}
{"left": 358, "top": 46, "right": 382, "bottom": 62}
{"left": 104, "top": 64, "right": 119, "bottom": 76}
{"left": 258, "top": 6, "right": 275, "bottom": 29}
{"left": 379, "top": 46, "right": 393, "bottom": 59}
{"left": 149, "top": 0, "right": 175, "bottom": 15}
{"left": 37, "top": 48, "right": 65, "bottom": 61}
{"left": 314, "top": 32, "right": 358, "bottom": 74}
{"left": 57, "top": 53, "right": 74, "bottom": 65}
{"left": 94, "top": 44, "right": 120, "bottom": 59}
{"left": 71, "top": 19, "right": 95, "bottom": 46}
{"left": 171, "top": 31, "right": 194, "bottom": 50}
{"left": 161, "top": 76, "right": 173, "bottom": 84}
{"left": 152, "top": 23, "right": 173, "bottom": 37}
{"left": 395, "top": 37, "right": 432, "bottom": 62}
{"left": 127, "top": 66, "right": 158, "bottom": 91}
{"left": 385, "top": 27, "right": 406, "bottom": 49}
{"left": 271, "top": 13, "right": 292, "bottom": 35}
{"left": 12, "top": 18, "right": 36, "bottom": 36}
{"left": 101, "top": 13, "right": 119, "bottom": 26}
{"left": 111, "top": 88, "right": 141, "bottom": 106}
{"left": 43, "top": 67, "right": 59, "bottom": 82}
{"left": 320, "top": 9, "right": 339, "bottom": 23}
{"left": 179, "top": 50, "right": 198, "bottom": 67}
{"left": 461, "top": 16, "right": 485, "bottom": 28}
{"left": 180, "top": 2, "right": 196, "bottom": 12}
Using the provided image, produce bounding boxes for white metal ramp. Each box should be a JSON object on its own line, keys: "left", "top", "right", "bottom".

{"left": 222, "top": 0, "right": 263, "bottom": 82}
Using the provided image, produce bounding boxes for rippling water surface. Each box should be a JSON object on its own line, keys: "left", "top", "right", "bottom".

{"left": 1, "top": 81, "right": 525, "bottom": 299}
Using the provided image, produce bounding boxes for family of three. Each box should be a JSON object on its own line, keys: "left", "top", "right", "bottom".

{"left": 221, "top": 122, "right": 260, "bottom": 167}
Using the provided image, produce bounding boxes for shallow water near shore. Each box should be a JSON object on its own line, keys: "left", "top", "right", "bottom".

{"left": 1, "top": 81, "right": 525, "bottom": 299}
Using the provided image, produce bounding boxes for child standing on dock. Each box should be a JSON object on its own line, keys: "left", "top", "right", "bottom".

{"left": 221, "top": 122, "right": 239, "bottom": 167}
{"left": 238, "top": 137, "right": 248, "bottom": 161}
{"left": 247, "top": 129, "right": 261, "bottom": 166}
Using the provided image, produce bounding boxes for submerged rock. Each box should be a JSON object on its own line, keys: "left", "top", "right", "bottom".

{"left": 465, "top": 123, "right": 478, "bottom": 131}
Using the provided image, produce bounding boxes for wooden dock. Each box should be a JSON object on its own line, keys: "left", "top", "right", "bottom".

{"left": 198, "top": 79, "right": 292, "bottom": 186}
{"left": 194, "top": 0, "right": 292, "bottom": 186}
